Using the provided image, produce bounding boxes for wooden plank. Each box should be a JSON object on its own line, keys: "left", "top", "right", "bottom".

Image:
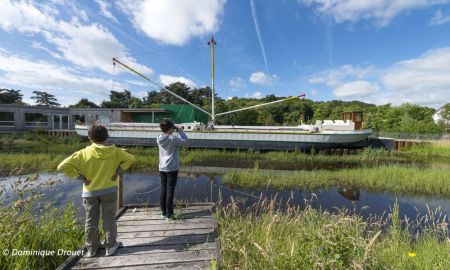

{"left": 116, "top": 214, "right": 213, "bottom": 221}
{"left": 125, "top": 205, "right": 212, "bottom": 211}
{"left": 91, "top": 261, "right": 210, "bottom": 270}
{"left": 120, "top": 233, "right": 217, "bottom": 247}
{"left": 124, "top": 204, "right": 213, "bottom": 212}
{"left": 118, "top": 228, "right": 215, "bottom": 239}
{"left": 90, "top": 242, "right": 215, "bottom": 257}
{"left": 59, "top": 203, "right": 219, "bottom": 270}
{"left": 117, "top": 222, "right": 216, "bottom": 233}
{"left": 121, "top": 208, "right": 212, "bottom": 216}
{"left": 74, "top": 250, "right": 215, "bottom": 269}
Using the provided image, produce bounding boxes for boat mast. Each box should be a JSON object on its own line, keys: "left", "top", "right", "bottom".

{"left": 112, "top": 58, "right": 211, "bottom": 117}
{"left": 208, "top": 37, "right": 216, "bottom": 125}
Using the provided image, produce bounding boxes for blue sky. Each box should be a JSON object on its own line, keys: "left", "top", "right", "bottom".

{"left": 1, "top": 0, "right": 450, "bottom": 108}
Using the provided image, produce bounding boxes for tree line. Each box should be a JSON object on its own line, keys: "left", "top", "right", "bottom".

{"left": 1, "top": 85, "right": 449, "bottom": 133}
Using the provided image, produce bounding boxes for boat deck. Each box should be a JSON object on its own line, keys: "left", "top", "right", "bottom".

{"left": 58, "top": 203, "right": 219, "bottom": 270}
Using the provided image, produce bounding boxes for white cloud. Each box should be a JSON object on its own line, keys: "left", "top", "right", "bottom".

{"left": 333, "top": 80, "right": 379, "bottom": 98}
{"left": 430, "top": 9, "right": 450, "bottom": 25}
{"left": 0, "top": 0, "right": 151, "bottom": 75}
{"left": 31, "top": 41, "right": 62, "bottom": 59}
{"left": 302, "top": 0, "right": 450, "bottom": 26}
{"left": 245, "top": 92, "right": 264, "bottom": 99}
{"left": 159, "top": 75, "right": 198, "bottom": 89}
{"left": 118, "top": 0, "right": 227, "bottom": 46}
{"left": 229, "top": 77, "right": 246, "bottom": 90}
{"left": 308, "top": 47, "right": 450, "bottom": 107}
{"left": 380, "top": 47, "right": 450, "bottom": 107}
{"left": 0, "top": 50, "right": 120, "bottom": 105}
{"left": 95, "top": 0, "right": 119, "bottom": 23}
{"left": 125, "top": 80, "right": 151, "bottom": 87}
{"left": 133, "top": 91, "right": 148, "bottom": 99}
{"left": 310, "top": 89, "right": 319, "bottom": 96}
{"left": 308, "top": 65, "right": 374, "bottom": 86}
{"left": 249, "top": 72, "right": 278, "bottom": 86}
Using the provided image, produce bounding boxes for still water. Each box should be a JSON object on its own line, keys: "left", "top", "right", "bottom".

{"left": 2, "top": 168, "right": 449, "bottom": 223}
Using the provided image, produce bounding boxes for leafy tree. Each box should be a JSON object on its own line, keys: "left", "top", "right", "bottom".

{"left": 31, "top": 91, "right": 60, "bottom": 107}
{"left": 0, "top": 88, "right": 23, "bottom": 104}
{"left": 160, "top": 82, "right": 191, "bottom": 104}
{"left": 439, "top": 103, "right": 450, "bottom": 122}
{"left": 143, "top": 90, "right": 162, "bottom": 105}
{"left": 69, "top": 98, "right": 99, "bottom": 108}
{"left": 101, "top": 90, "right": 132, "bottom": 108}
{"left": 190, "top": 87, "right": 211, "bottom": 107}
{"left": 128, "top": 97, "right": 144, "bottom": 108}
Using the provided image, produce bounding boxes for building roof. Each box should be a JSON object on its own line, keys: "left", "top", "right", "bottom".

{"left": 118, "top": 108, "right": 171, "bottom": 113}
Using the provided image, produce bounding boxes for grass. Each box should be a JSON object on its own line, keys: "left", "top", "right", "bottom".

{"left": 0, "top": 174, "right": 84, "bottom": 269}
{"left": 222, "top": 165, "right": 450, "bottom": 197}
{"left": 216, "top": 198, "right": 450, "bottom": 270}
{"left": 0, "top": 153, "right": 67, "bottom": 175}
{"left": 0, "top": 133, "right": 414, "bottom": 176}
{"left": 400, "top": 140, "right": 450, "bottom": 159}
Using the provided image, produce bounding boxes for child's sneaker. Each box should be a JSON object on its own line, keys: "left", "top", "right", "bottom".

{"left": 105, "top": 241, "right": 122, "bottom": 257}
{"left": 84, "top": 248, "right": 97, "bottom": 258}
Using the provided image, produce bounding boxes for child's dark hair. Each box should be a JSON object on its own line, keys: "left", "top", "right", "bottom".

{"left": 88, "top": 125, "right": 109, "bottom": 143}
{"left": 160, "top": 119, "right": 175, "bottom": 133}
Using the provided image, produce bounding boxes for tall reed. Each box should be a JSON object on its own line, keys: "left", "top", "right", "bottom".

{"left": 216, "top": 197, "right": 449, "bottom": 269}
{"left": 0, "top": 174, "right": 84, "bottom": 269}
{"left": 222, "top": 165, "right": 450, "bottom": 197}
{"left": 400, "top": 141, "right": 450, "bottom": 159}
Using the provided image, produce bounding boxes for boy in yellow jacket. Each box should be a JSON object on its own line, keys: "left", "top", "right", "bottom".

{"left": 57, "top": 125, "right": 135, "bottom": 257}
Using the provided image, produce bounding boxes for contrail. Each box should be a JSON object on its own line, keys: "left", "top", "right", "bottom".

{"left": 250, "top": 0, "right": 269, "bottom": 74}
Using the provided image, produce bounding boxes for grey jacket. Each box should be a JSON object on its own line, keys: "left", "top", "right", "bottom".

{"left": 157, "top": 131, "right": 189, "bottom": 172}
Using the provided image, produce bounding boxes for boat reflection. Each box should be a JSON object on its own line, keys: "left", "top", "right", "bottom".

{"left": 337, "top": 187, "right": 360, "bottom": 201}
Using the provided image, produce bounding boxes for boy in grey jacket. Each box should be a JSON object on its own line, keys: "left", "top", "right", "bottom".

{"left": 157, "top": 119, "right": 189, "bottom": 219}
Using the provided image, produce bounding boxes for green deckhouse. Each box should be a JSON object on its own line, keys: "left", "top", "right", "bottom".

{"left": 129, "top": 104, "right": 209, "bottom": 124}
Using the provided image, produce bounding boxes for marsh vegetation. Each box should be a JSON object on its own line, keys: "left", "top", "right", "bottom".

{"left": 0, "top": 133, "right": 449, "bottom": 269}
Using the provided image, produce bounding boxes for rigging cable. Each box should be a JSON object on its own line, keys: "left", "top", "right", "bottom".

{"left": 116, "top": 44, "right": 204, "bottom": 60}
{"left": 114, "top": 44, "right": 206, "bottom": 123}
{"left": 165, "top": 45, "right": 205, "bottom": 122}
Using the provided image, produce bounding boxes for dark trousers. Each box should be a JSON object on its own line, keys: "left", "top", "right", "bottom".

{"left": 159, "top": 171, "right": 178, "bottom": 216}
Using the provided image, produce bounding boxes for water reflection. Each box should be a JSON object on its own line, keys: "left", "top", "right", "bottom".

{"left": 1, "top": 171, "right": 449, "bottom": 224}
{"left": 337, "top": 187, "right": 360, "bottom": 201}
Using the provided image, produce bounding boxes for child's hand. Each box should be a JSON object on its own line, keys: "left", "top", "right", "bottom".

{"left": 77, "top": 175, "right": 91, "bottom": 186}
{"left": 83, "top": 178, "right": 91, "bottom": 186}
{"left": 112, "top": 166, "right": 123, "bottom": 181}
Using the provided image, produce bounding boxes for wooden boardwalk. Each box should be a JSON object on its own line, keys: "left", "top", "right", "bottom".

{"left": 58, "top": 203, "right": 219, "bottom": 270}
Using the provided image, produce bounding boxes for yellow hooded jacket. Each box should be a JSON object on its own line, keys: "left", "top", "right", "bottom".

{"left": 57, "top": 143, "right": 135, "bottom": 197}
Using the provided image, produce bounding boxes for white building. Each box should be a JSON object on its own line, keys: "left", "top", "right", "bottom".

{"left": 433, "top": 106, "right": 449, "bottom": 125}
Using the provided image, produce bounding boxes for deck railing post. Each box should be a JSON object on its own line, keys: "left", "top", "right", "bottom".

{"left": 117, "top": 171, "right": 123, "bottom": 211}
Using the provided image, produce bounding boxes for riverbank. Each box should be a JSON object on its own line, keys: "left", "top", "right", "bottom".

{"left": 0, "top": 133, "right": 416, "bottom": 176}
{"left": 0, "top": 174, "right": 84, "bottom": 269}
{"left": 400, "top": 140, "right": 450, "bottom": 159}
{"left": 222, "top": 165, "right": 450, "bottom": 198}
{"left": 1, "top": 173, "right": 448, "bottom": 269}
{"left": 216, "top": 199, "right": 449, "bottom": 269}
{"left": 2, "top": 134, "right": 449, "bottom": 199}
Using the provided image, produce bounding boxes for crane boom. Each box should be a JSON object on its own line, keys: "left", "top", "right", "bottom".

{"left": 216, "top": 94, "right": 305, "bottom": 116}
{"left": 113, "top": 58, "right": 211, "bottom": 116}
{"left": 112, "top": 56, "right": 306, "bottom": 122}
